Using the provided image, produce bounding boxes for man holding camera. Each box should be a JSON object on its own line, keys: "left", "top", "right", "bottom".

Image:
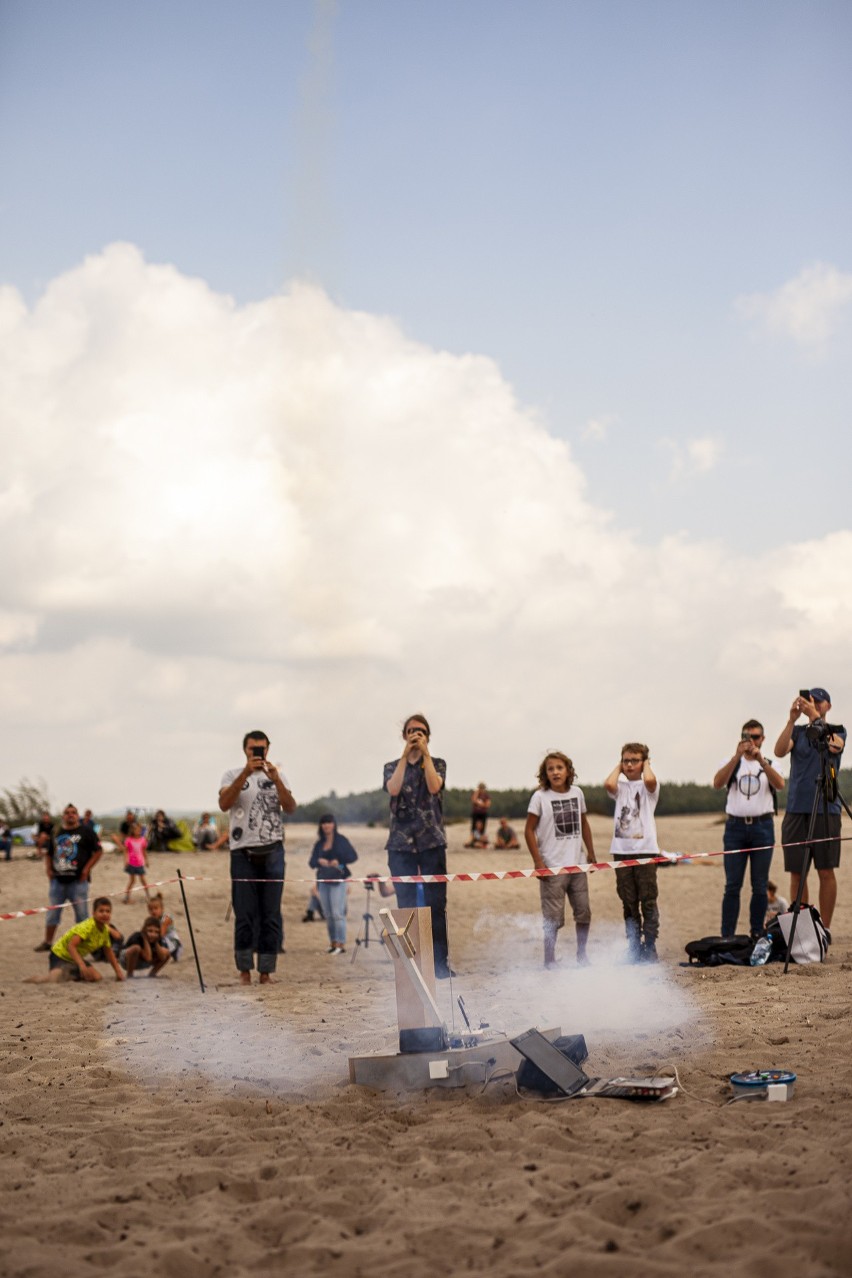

{"left": 219, "top": 730, "right": 296, "bottom": 984}
{"left": 713, "top": 720, "right": 785, "bottom": 938}
{"left": 774, "top": 688, "right": 846, "bottom": 932}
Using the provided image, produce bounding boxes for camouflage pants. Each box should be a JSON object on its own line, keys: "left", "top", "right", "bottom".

{"left": 615, "top": 863, "right": 659, "bottom": 944}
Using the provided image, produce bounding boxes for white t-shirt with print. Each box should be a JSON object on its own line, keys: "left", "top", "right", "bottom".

{"left": 527, "top": 785, "right": 587, "bottom": 868}
{"left": 610, "top": 776, "right": 660, "bottom": 858}
{"left": 720, "top": 756, "right": 775, "bottom": 818}
{"left": 219, "top": 764, "right": 289, "bottom": 850}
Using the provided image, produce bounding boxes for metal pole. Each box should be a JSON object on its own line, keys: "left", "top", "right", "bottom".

{"left": 177, "top": 868, "right": 205, "bottom": 993}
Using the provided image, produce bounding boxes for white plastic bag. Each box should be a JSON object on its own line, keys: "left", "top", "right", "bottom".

{"left": 777, "top": 906, "right": 829, "bottom": 964}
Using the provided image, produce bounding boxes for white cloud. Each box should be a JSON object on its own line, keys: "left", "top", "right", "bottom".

{"left": 0, "top": 245, "right": 849, "bottom": 808}
{"left": 736, "top": 262, "right": 852, "bottom": 349}
{"left": 581, "top": 415, "right": 616, "bottom": 442}
{"left": 658, "top": 435, "right": 724, "bottom": 482}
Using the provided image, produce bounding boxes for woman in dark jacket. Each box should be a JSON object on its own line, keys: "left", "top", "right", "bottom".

{"left": 308, "top": 814, "right": 358, "bottom": 955}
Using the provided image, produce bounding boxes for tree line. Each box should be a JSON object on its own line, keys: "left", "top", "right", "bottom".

{"left": 4, "top": 770, "right": 851, "bottom": 829}
{"left": 290, "top": 771, "right": 852, "bottom": 826}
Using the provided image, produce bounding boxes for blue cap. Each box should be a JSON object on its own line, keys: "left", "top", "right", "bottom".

{"left": 810, "top": 687, "right": 831, "bottom": 703}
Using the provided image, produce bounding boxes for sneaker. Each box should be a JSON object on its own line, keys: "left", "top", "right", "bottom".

{"left": 33, "top": 941, "right": 50, "bottom": 952}
{"left": 435, "top": 963, "right": 457, "bottom": 980}
{"left": 302, "top": 911, "right": 315, "bottom": 923}
{"left": 330, "top": 946, "right": 346, "bottom": 957}
{"left": 640, "top": 943, "right": 659, "bottom": 963}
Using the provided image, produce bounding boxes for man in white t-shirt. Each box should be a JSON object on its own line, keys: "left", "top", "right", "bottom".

{"left": 525, "top": 751, "right": 595, "bottom": 968}
{"left": 604, "top": 743, "right": 660, "bottom": 963}
{"left": 219, "top": 729, "right": 296, "bottom": 985}
{"left": 713, "top": 718, "right": 784, "bottom": 939}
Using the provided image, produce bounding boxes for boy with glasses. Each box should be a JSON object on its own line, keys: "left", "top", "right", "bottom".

{"left": 604, "top": 744, "right": 660, "bottom": 963}
{"left": 713, "top": 720, "right": 785, "bottom": 938}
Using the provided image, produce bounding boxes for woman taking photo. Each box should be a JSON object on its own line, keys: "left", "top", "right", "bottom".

{"left": 308, "top": 814, "right": 358, "bottom": 955}
{"left": 383, "top": 714, "right": 453, "bottom": 978}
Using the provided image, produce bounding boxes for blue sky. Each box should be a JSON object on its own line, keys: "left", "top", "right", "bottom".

{"left": 1, "top": 1, "right": 850, "bottom": 806}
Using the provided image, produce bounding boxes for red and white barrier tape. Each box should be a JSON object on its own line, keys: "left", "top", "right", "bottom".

{"left": 3, "top": 833, "right": 848, "bottom": 922}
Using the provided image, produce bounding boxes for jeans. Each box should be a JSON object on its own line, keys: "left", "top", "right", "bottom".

{"left": 0, "top": 836, "right": 11, "bottom": 861}
{"left": 388, "top": 844, "right": 450, "bottom": 968}
{"left": 231, "top": 843, "right": 284, "bottom": 974}
{"left": 47, "top": 878, "right": 89, "bottom": 929}
{"left": 721, "top": 816, "right": 774, "bottom": 937}
{"left": 317, "top": 881, "right": 348, "bottom": 945}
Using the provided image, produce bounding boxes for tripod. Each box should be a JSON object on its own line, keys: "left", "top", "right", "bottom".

{"left": 351, "top": 884, "right": 389, "bottom": 964}
{"left": 783, "top": 739, "right": 851, "bottom": 973}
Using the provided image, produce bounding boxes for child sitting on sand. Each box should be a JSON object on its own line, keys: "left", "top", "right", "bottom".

{"left": 764, "top": 880, "right": 789, "bottom": 926}
{"left": 29, "top": 897, "right": 126, "bottom": 983}
{"left": 148, "top": 892, "right": 183, "bottom": 961}
{"left": 604, "top": 742, "right": 661, "bottom": 964}
{"left": 122, "top": 915, "right": 171, "bottom": 977}
{"left": 525, "top": 751, "right": 595, "bottom": 968}
{"left": 123, "top": 822, "right": 151, "bottom": 905}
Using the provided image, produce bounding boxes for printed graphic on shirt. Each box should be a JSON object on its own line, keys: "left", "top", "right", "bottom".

{"left": 53, "top": 832, "right": 84, "bottom": 876}
{"left": 738, "top": 773, "right": 761, "bottom": 798}
{"left": 615, "top": 792, "right": 644, "bottom": 840}
{"left": 222, "top": 767, "right": 287, "bottom": 848}
{"left": 551, "top": 797, "right": 581, "bottom": 839}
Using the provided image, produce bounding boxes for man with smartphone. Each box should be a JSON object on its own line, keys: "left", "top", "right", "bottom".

{"left": 713, "top": 720, "right": 785, "bottom": 938}
{"left": 219, "top": 730, "right": 296, "bottom": 985}
{"left": 774, "top": 688, "right": 846, "bottom": 933}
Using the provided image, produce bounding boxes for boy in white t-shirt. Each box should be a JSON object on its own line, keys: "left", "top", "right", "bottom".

{"left": 604, "top": 742, "right": 660, "bottom": 963}
{"left": 525, "top": 751, "right": 596, "bottom": 968}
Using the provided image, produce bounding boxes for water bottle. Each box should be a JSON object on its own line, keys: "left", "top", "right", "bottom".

{"left": 750, "top": 935, "right": 772, "bottom": 966}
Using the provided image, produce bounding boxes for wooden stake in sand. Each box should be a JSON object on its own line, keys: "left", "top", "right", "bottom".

{"left": 177, "top": 868, "right": 205, "bottom": 994}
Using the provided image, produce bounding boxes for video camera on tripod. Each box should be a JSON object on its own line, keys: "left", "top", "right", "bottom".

{"left": 805, "top": 717, "right": 845, "bottom": 748}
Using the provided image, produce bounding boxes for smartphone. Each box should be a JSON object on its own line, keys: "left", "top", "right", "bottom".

{"left": 799, "top": 689, "right": 812, "bottom": 701}
{"left": 251, "top": 745, "right": 266, "bottom": 758}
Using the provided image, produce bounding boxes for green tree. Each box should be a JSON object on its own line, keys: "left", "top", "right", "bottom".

{"left": 0, "top": 777, "right": 51, "bottom": 825}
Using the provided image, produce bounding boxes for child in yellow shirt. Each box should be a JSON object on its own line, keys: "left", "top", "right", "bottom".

{"left": 48, "top": 898, "right": 125, "bottom": 983}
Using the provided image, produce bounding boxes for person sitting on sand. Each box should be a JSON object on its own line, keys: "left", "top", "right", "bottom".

{"left": 146, "top": 810, "right": 180, "bottom": 852}
{"left": 193, "top": 812, "right": 227, "bottom": 851}
{"left": 525, "top": 752, "right": 594, "bottom": 969}
{"left": 493, "top": 817, "right": 520, "bottom": 850}
{"left": 148, "top": 892, "right": 183, "bottom": 961}
{"left": 122, "top": 915, "right": 171, "bottom": 977}
{"left": 764, "top": 880, "right": 789, "bottom": 926}
{"left": 27, "top": 897, "right": 125, "bottom": 983}
{"left": 464, "top": 818, "right": 489, "bottom": 849}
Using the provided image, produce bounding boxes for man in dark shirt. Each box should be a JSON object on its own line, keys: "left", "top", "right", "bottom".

{"left": 383, "top": 715, "right": 453, "bottom": 978}
{"left": 775, "top": 687, "right": 846, "bottom": 932}
{"left": 33, "top": 804, "right": 102, "bottom": 952}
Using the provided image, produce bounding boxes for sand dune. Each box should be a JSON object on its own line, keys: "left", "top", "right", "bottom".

{"left": 2, "top": 815, "right": 851, "bottom": 1276}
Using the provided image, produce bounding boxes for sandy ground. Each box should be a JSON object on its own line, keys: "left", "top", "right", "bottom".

{"left": 2, "top": 814, "right": 851, "bottom": 1277}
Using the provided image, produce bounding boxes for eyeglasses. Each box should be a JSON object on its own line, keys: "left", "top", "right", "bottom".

{"left": 743, "top": 733, "right": 763, "bottom": 741}
{"left": 406, "top": 727, "right": 426, "bottom": 736}
{"left": 622, "top": 758, "right": 644, "bottom": 766}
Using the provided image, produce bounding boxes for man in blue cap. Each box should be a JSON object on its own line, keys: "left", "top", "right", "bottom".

{"left": 774, "top": 688, "right": 846, "bottom": 934}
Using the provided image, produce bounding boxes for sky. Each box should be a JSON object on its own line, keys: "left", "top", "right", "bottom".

{"left": 0, "top": 0, "right": 850, "bottom": 811}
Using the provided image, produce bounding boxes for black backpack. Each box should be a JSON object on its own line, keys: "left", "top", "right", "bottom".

{"left": 684, "top": 934, "right": 755, "bottom": 966}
